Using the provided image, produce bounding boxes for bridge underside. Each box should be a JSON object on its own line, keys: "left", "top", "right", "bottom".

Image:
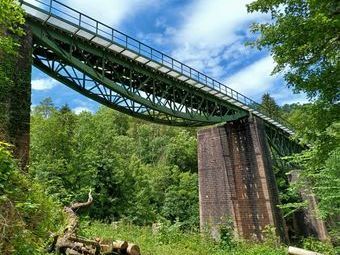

{"left": 29, "top": 19, "right": 248, "bottom": 127}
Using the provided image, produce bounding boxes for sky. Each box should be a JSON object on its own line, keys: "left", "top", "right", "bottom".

{"left": 30, "top": 0, "right": 308, "bottom": 114}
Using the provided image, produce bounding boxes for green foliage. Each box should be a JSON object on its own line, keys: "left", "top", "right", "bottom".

{"left": 161, "top": 169, "right": 199, "bottom": 228}
{"left": 0, "top": 0, "right": 25, "bottom": 36}
{"left": 0, "top": 0, "right": 24, "bottom": 58}
{"left": 247, "top": 0, "right": 339, "bottom": 102}
{"left": 80, "top": 221, "right": 288, "bottom": 255}
{"left": 261, "top": 93, "right": 281, "bottom": 119}
{"left": 0, "top": 142, "right": 64, "bottom": 255}
{"left": 219, "top": 218, "right": 235, "bottom": 250}
{"left": 30, "top": 102, "right": 200, "bottom": 228}
{"left": 248, "top": 0, "right": 339, "bottom": 240}
{"left": 0, "top": 0, "right": 26, "bottom": 141}
{"left": 262, "top": 225, "right": 281, "bottom": 248}
{"left": 302, "top": 237, "right": 337, "bottom": 255}
{"left": 287, "top": 103, "right": 340, "bottom": 219}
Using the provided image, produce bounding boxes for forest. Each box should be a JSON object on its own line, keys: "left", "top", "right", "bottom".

{"left": 0, "top": 0, "right": 339, "bottom": 254}
{"left": 1, "top": 96, "right": 338, "bottom": 255}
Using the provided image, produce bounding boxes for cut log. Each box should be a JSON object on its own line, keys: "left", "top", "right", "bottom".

{"left": 288, "top": 246, "right": 323, "bottom": 255}
{"left": 127, "top": 243, "right": 141, "bottom": 255}
{"left": 112, "top": 240, "right": 128, "bottom": 251}
{"left": 100, "top": 244, "right": 113, "bottom": 254}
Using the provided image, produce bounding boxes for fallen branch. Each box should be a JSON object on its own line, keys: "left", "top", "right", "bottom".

{"left": 47, "top": 190, "right": 140, "bottom": 255}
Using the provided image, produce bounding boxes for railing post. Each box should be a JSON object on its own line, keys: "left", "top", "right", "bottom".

{"left": 49, "top": 0, "right": 53, "bottom": 13}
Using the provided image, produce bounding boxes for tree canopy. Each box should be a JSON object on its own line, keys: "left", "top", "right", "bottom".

{"left": 248, "top": 0, "right": 340, "bottom": 226}
{"left": 30, "top": 102, "right": 199, "bottom": 228}
{"left": 261, "top": 92, "right": 281, "bottom": 119}
{"left": 247, "top": 0, "right": 339, "bottom": 102}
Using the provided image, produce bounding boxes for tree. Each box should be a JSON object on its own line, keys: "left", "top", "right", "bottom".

{"left": 247, "top": 0, "right": 339, "bottom": 102}
{"left": 0, "top": 142, "right": 64, "bottom": 255}
{"left": 30, "top": 100, "right": 200, "bottom": 227}
{"left": 32, "top": 97, "right": 56, "bottom": 118}
{"left": 247, "top": 0, "right": 340, "bottom": 237}
{"left": 261, "top": 93, "right": 281, "bottom": 119}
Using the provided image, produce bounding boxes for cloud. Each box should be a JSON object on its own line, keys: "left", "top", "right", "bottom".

{"left": 270, "top": 87, "right": 309, "bottom": 105}
{"left": 224, "top": 56, "right": 309, "bottom": 104}
{"left": 63, "top": 0, "right": 157, "bottom": 27}
{"left": 225, "top": 56, "right": 278, "bottom": 97}
{"left": 73, "top": 106, "right": 92, "bottom": 114}
{"left": 169, "top": 0, "right": 266, "bottom": 78}
{"left": 32, "top": 78, "right": 59, "bottom": 90}
{"left": 24, "top": 0, "right": 158, "bottom": 29}
{"left": 175, "top": 0, "right": 262, "bottom": 47}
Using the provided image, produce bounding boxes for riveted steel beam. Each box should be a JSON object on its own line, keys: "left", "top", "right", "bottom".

{"left": 29, "top": 20, "right": 248, "bottom": 125}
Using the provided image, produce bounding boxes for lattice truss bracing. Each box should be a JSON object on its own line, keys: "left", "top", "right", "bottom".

{"left": 30, "top": 20, "right": 248, "bottom": 127}
{"left": 265, "top": 125, "right": 302, "bottom": 170}
{"left": 23, "top": 0, "right": 303, "bottom": 156}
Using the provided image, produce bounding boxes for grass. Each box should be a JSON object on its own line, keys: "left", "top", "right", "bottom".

{"left": 79, "top": 220, "right": 288, "bottom": 255}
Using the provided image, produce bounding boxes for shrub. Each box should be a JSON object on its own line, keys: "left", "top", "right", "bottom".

{"left": 0, "top": 142, "right": 64, "bottom": 255}
{"left": 302, "top": 237, "right": 337, "bottom": 255}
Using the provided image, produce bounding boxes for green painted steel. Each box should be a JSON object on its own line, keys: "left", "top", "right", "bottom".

{"left": 20, "top": 0, "right": 295, "bottom": 134}
{"left": 30, "top": 21, "right": 247, "bottom": 126}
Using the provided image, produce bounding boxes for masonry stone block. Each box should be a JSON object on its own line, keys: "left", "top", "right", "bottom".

{"left": 198, "top": 116, "right": 288, "bottom": 241}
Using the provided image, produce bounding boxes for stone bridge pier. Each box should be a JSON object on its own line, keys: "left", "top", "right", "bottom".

{"left": 198, "top": 116, "right": 288, "bottom": 241}
{"left": 0, "top": 26, "right": 32, "bottom": 171}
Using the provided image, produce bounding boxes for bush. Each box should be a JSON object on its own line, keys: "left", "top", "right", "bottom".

{"left": 302, "top": 237, "right": 337, "bottom": 255}
{"left": 0, "top": 142, "right": 64, "bottom": 255}
{"left": 80, "top": 220, "right": 289, "bottom": 255}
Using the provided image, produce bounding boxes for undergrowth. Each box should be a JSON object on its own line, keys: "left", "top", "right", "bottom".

{"left": 0, "top": 142, "right": 65, "bottom": 255}
{"left": 80, "top": 220, "right": 288, "bottom": 255}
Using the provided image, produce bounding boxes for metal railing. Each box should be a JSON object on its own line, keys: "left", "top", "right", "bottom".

{"left": 20, "top": 0, "right": 294, "bottom": 133}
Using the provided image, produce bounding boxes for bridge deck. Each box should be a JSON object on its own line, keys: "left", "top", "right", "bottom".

{"left": 20, "top": 0, "right": 294, "bottom": 135}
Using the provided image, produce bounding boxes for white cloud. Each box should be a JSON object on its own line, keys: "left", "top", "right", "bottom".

{"left": 32, "top": 78, "right": 59, "bottom": 90}
{"left": 63, "top": 0, "right": 157, "bottom": 27}
{"left": 270, "top": 87, "right": 309, "bottom": 105}
{"left": 24, "top": 0, "right": 158, "bottom": 28}
{"left": 224, "top": 56, "right": 309, "bottom": 104}
{"left": 225, "top": 56, "right": 278, "bottom": 97}
{"left": 73, "top": 106, "right": 92, "bottom": 114}
{"left": 170, "top": 0, "right": 265, "bottom": 73}
{"left": 175, "top": 0, "right": 262, "bottom": 48}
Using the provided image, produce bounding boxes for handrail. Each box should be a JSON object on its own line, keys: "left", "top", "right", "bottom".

{"left": 20, "top": 0, "right": 294, "bottom": 133}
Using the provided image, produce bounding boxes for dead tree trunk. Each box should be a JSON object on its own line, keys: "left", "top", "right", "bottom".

{"left": 48, "top": 190, "right": 140, "bottom": 255}
{"left": 51, "top": 190, "right": 100, "bottom": 255}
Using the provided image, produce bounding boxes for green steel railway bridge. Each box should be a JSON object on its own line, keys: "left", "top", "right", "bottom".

{"left": 21, "top": 0, "right": 293, "bottom": 130}
{"left": 12, "top": 0, "right": 325, "bottom": 242}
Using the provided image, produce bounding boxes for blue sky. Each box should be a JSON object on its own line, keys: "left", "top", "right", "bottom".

{"left": 31, "top": 0, "right": 308, "bottom": 114}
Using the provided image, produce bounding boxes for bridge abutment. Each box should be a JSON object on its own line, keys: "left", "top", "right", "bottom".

{"left": 198, "top": 116, "right": 288, "bottom": 241}
{"left": 0, "top": 26, "right": 32, "bottom": 170}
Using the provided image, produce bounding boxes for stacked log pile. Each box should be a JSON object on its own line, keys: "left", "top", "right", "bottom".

{"left": 47, "top": 190, "right": 141, "bottom": 255}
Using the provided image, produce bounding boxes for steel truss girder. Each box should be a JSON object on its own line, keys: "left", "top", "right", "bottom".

{"left": 33, "top": 54, "right": 204, "bottom": 126}
{"left": 264, "top": 124, "right": 302, "bottom": 169}
{"left": 29, "top": 20, "right": 248, "bottom": 126}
